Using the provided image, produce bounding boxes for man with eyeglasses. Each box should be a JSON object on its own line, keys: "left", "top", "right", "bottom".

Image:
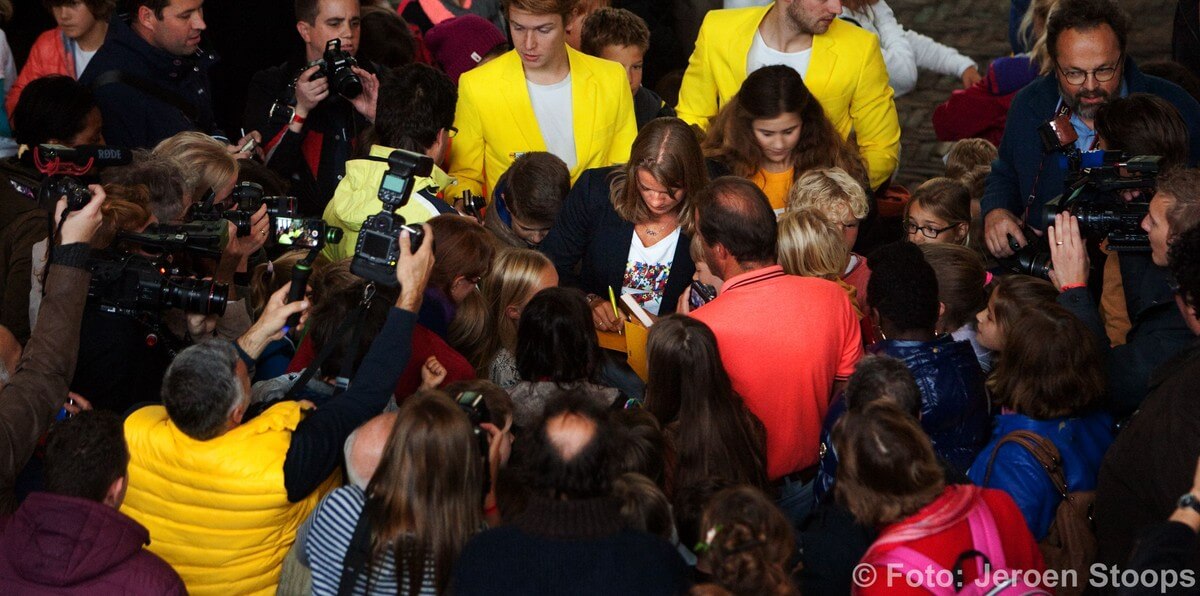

{"left": 981, "top": 0, "right": 1200, "bottom": 259}
{"left": 322, "top": 64, "right": 460, "bottom": 262}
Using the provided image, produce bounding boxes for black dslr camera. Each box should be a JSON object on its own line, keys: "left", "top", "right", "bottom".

{"left": 350, "top": 149, "right": 433, "bottom": 287}
{"left": 997, "top": 114, "right": 1159, "bottom": 278}
{"left": 191, "top": 182, "right": 299, "bottom": 239}
{"left": 87, "top": 252, "right": 229, "bottom": 317}
{"left": 33, "top": 144, "right": 132, "bottom": 212}
{"left": 312, "top": 39, "right": 362, "bottom": 98}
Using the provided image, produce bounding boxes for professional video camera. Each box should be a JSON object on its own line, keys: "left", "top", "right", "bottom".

{"left": 32, "top": 144, "right": 132, "bottom": 212}
{"left": 118, "top": 221, "right": 231, "bottom": 258}
{"left": 350, "top": 149, "right": 433, "bottom": 287}
{"left": 86, "top": 252, "right": 229, "bottom": 317}
{"left": 997, "top": 113, "right": 1160, "bottom": 278}
{"left": 312, "top": 39, "right": 362, "bottom": 98}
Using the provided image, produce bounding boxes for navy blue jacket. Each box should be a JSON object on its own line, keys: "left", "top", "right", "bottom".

{"left": 814, "top": 336, "right": 989, "bottom": 503}
{"left": 80, "top": 15, "right": 219, "bottom": 149}
{"left": 540, "top": 166, "right": 694, "bottom": 315}
{"left": 873, "top": 336, "right": 992, "bottom": 471}
{"left": 981, "top": 59, "right": 1200, "bottom": 230}
{"left": 968, "top": 412, "right": 1114, "bottom": 541}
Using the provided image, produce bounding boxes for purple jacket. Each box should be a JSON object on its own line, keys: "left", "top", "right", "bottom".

{"left": 0, "top": 492, "right": 185, "bottom": 594}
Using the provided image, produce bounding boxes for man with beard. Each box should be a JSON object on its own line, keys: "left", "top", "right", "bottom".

{"left": 982, "top": 0, "right": 1200, "bottom": 258}
{"left": 675, "top": 0, "right": 900, "bottom": 192}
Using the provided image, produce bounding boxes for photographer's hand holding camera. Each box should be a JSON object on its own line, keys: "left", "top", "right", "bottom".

{"left": 0, "top": 187, "right": 104, "bottom": 514}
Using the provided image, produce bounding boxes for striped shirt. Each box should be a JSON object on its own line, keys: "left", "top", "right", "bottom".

{"left": 305, "top": 486, "right": 438, "bottom": 595}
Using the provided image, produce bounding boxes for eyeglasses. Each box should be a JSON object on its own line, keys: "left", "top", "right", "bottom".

{"left": 903, "top": 221, "right": 958, "bottom": 239}
{"left": 1058, "top": 56, "right": 1121, "bottom": 86}
{"left": 446, "top": 126, "right": 458, "bottom": 138}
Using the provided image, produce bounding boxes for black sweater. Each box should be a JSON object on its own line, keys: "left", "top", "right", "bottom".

{"left": 280, "top": 307, "right": 415, "bottom": 501}
{"left": 451, "top": 494, "right": 690, "bottom": 595}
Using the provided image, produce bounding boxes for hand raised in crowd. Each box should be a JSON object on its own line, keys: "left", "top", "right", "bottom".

{"left": 1047, "top": 213, "right": 1090, "bottom": 290}
{"left": 419, "top": 356, "right": 447, "bottom": 391}
{"left": 395, "top": 224, "right": 435, "bottom": 312}
{"left": 481, "top": 417, "right": 514, "bottom": 489}
{"left": 186, "top": 311, "right": 219, "bottom": 339}
{"left": 984, "top": 208, "right": 1027, "bottom": 257}
{"left": 56, "top": 185, "right": 106, "bottom": 246}
{"left": 294, "top": 64, "right": 329, "bottom": 118}
{"left": 348, "top": 67, "right": 380, "bottom": 123}
{"left": 960, "top": 66, "right": 982, "bottom": 88}
{"left": 60, "top": 392, "right": 92, "bottom": 417}
{"left": 228, "top": 130, "right": 263, "bottom": 160}
{"left": 237, "top": 282, "right": 309, "bottom": 359}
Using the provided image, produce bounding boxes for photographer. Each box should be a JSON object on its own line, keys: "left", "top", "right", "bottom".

{"left": 121, "top": 225, "right": 434, "bottom": 594}
{"left": 0, "top": 187, "right": 105, "bottom": 514}
{"left": 1047, "top": 104, "right": 1196, "bottom": 417}
{"left": 244, "top": 0, "right": 380, "bottom": 216}
{"left": 322, "top": 63, "right": 458, "bottom": 262}
{"left": 981, "top": 0, "right": 1200, "bottom": 258}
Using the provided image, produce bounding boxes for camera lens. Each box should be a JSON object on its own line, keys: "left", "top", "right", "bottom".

{"left": 331, "top": 66, "right": 363, "bottom": 98}
{"left": 164, "top": 277, "right": 229, "bottom": 316}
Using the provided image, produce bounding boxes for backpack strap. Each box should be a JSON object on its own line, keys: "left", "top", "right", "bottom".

{"left": 982, "top": 430, "right": 1069, "bottom": 498}
{"left": 875, "top": 547, "right": 958, "bottom": 596}
{"left": 336, "top": 507, "right": 374, "bottom": 596}
{"left": 964, "top": 498, "right": 1007, "bottom": 571}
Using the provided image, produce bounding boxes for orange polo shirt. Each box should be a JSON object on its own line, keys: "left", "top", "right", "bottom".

{"left": 691, "top": 265, "right": 863, "bottom": 479}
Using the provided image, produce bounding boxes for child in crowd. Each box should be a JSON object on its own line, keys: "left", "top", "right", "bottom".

{"left": 478, "top": 249, "right": 559, "bottom": 388}
{"left": 944, "top": 137, "right": 998, "bottom": 180}
{"left": 919, "top": 243, "right": 994, "bottom": 371}
{"left": 703, "top": 65, "right": 868, "bottom": 211}
{"left": 425, "top": 14, "right": 510, "bottom": 84}
{"left": 974, "top": 274, "right": 1058, "bottom": 354}
{"left": 692, "top": 486, "right": 800, "bottom": 596}
{"left": 7, "top": 0, "right": 113, "bottom": 115}
{"left": 903, "top": 177, "right": 973, "bottom": 247}
{"left": 777, "top": 208, "right": 865, "bottom": 326}
{"left": 787, "top": 167, "right": 874, "bottom": 335}
{"left": 484, "top": 152, "right": 570, "bottom": 250}
{"left": 580, "top": 7, "right": 675, "bottom": 129}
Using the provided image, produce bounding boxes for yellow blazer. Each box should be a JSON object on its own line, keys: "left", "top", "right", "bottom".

{"left": 447, "top": 46, "right": 637, "bottom": 199}
{"left": 677, "top": 4, "right": 901, "bottom": 189}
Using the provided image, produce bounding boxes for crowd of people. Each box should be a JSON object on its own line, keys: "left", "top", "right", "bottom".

{"left": 0, "top": 0, "right": 1197, "bottom": 593}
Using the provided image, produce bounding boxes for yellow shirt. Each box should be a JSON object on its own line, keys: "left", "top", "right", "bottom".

{"left": 754, "top": 167, "right": 794, "bottom": 211}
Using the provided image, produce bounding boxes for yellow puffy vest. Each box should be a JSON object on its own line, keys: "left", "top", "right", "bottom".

{"left": 122, "top": 402, "right": 339, "bottom": 596}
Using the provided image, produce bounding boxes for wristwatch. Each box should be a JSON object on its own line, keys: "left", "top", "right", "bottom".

{"left": 1177, "top": 493, "right": 1200, "bottom": 514}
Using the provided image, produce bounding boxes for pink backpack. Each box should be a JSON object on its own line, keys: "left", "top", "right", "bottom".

{"left": 873, "top": 500, "right": 1051, "bottom": 596}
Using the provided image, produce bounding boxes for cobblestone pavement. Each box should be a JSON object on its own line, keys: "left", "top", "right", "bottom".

{"left": 887, "top": 0, "right": 1176, "bottom": 187}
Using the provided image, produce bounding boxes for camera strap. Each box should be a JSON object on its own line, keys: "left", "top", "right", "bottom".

{"left": 336, "top": 502, "right": 375, "bottom": 596}
{"left": 90, "top": 70, "right": 199, "bottom": 125}
{"left": 285, "top": 283, "right": 375, "bottom": 400}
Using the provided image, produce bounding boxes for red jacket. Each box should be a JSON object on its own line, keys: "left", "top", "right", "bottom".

{"left": 7, "top": 29, "right": 76, "bottom": 116}
{"left": 287, "top": 322, "right": 475, "bottom": 398}
{"left": 0, "top": 492, "right": 185, "bottom": 594}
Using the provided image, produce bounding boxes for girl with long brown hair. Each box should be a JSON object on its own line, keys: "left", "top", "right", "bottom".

{"left": 643, "top": 315, "right": 767, "bottom": 546}
{"left": 305, "top": 391, "right": 501, "bottom": 594}
{"left": 702, "top": 65, "right": 868, "bottom": 211}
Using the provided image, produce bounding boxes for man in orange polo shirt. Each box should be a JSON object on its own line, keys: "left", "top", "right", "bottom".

{"left": 690, "top": 176, "right": 862, "bottom": 523}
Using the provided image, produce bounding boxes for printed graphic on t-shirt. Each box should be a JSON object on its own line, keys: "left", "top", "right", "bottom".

{"left": 624, "top": 261, "right": 671, "bottom": 313}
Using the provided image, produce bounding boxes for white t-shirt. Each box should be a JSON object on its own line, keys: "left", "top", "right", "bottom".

{"left": 73, "top": 45, "right": 99, "bottom": 78}
{"left": 623, "top": 228, "right": 680, "bottom": 316}
{"left": 747, "top": 30, "right": 813, "bottom": 78}
{"left": 526, "top": 74, "right": 577, "bottom": 170}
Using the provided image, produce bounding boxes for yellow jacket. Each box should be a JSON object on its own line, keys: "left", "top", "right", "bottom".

{"left": 677, "top": 4, "right": 901, "bottom": 189}
{"left": 322, "top": 144, "right": 456, "bottom": 262}
{"left": 122, "top": 402, "right": 339, "bottom": 596}
{"left": 446, "top": 46, "right": 637, "bottom": 199}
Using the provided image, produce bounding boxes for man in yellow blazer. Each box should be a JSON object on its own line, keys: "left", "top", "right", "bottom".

{"left": 677, "top": 0, "right": 901, "bottom": 190}
{"left": 446, "top": 0, "right": 637, "bottom": 201}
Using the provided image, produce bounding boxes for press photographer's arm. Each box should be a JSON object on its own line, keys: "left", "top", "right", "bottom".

{"left": 0, "top": 188, "right": 104, "bottom": 514}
